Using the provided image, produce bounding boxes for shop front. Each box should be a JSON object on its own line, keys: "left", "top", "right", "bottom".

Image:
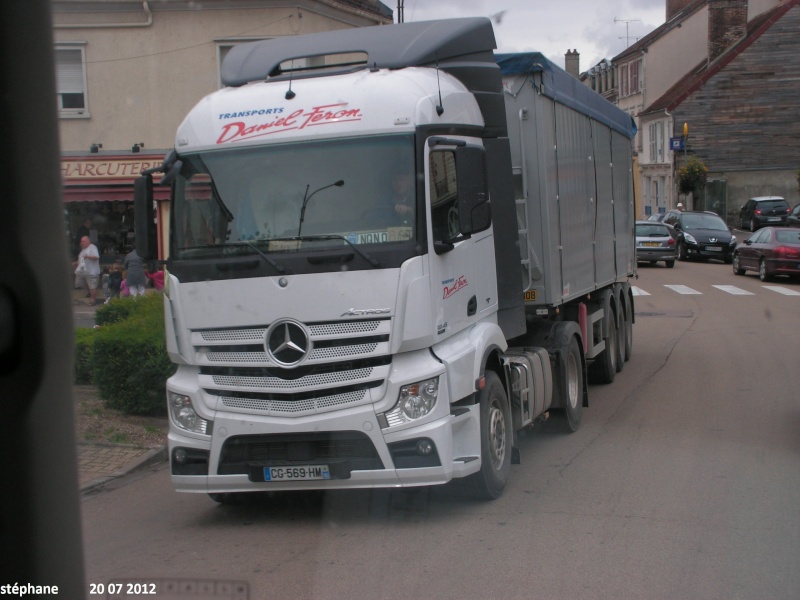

{"left": 62, "top": 155, "right": 169, "bottom": 266}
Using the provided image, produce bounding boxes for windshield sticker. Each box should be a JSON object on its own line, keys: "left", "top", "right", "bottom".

{"left": 216, "top": 103, "right": 363, "bottom": 144}
{"left": 442, "top": 275, "right": 468, "bottom": 300}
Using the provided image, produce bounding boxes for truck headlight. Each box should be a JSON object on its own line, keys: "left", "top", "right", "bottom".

{"left": 168, "top": 392, "right": 211, "bottom": 435}
{"left": 384, "top": 378, "right": 439, "bottom": 427}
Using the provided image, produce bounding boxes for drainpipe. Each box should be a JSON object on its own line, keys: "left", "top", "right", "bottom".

{"left": 54, "top": 0, "right": 153, "bottom": 29}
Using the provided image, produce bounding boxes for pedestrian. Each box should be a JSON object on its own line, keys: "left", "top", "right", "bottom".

{"left": 73, "top": 235, "right": 101, "bottom": 305}
{"left": 145, "top": 267, "right": 165, "bottom": 291}
{"left": 677, "top": 202, "right": 685, "bottom": 212}
{"left": 106, "top": 263, "right": 123, "bottom": 302}
{"left": 124, "top": 246, "right": 146, "bottom": 298}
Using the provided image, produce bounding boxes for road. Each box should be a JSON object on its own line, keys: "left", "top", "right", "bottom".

{"left": 80, "top": 255, "right": 800, "bottom": 600}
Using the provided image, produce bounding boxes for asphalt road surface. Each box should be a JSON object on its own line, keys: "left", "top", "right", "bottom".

{"left": 80, "top": 256, "right": 800, "bottom": 600}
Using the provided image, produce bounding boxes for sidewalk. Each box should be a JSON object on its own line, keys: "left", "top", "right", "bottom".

{"left": 72, "top": 289, "right": 169, "bottom": 493}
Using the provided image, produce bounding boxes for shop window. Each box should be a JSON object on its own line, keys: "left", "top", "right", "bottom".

{"left": 55, "top": 44, "right": 88, "bottom": 117}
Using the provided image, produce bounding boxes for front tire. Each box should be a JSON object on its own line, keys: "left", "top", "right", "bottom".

{"left": 470, "top": 371, "right": 512, "bottom": 500}
{"left": 665, "top": 260, "right": 675, "bottom": 268}
{"left": 678, "top": 241, "right": 688, "bottom": 261}
{"left": 732, "top": 253, "right": 745, "bottom": 275}
{"left": 750, "top": 218, "right": 756, "bottom": 232}
{"left": 556, "top": 336, "right": 584, "bottom": 433}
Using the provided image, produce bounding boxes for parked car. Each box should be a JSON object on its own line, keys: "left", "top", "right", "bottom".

{"left": 635, "top": 220, "right": 677, "bottom": 267}
{"left": 732, "top": 227, "right": 800, "bottom": 281}
{"left": 738, "top": 196, "right": 790, "bottom": 231}
{"left": 646, "top": 213, "right": 667, "bottom": 222}
{"left": 787, "top": 203, "right": 800, "bottom": 227}
{"left": 663, "top": 210, "right": 736, "bottom": 263}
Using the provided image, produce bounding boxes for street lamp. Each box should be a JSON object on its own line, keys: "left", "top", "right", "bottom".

{"left": 298, "top": 180, "right": 345, "bottom": 236}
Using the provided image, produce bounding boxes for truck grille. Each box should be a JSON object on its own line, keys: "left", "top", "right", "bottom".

{"left": 192, "top": 318, "right": 391, "bottom": 417}
{"left": 217, "top": 431, "right": 384, "bottom": 475}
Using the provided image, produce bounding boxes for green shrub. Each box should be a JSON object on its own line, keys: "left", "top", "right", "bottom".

{"left": 74, "top": 327, "right": 97, "bottom": 384}
{"left": 91, "top": 294, "right": 175, "bottom": 415}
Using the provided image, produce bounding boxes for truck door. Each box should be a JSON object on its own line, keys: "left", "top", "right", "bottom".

{"left": 425, "top": 141, "right": 482, "bottom": 340}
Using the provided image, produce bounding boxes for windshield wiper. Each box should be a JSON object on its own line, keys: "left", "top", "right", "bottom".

{"left": 233, "top": 241, "right": 288, "bottom": 274}
{"left": 273, "top": 235, "right": 382, "bottom": 268}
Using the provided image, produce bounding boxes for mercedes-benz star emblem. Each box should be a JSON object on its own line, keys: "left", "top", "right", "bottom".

{"left": 265, "top": 320, "right": 310, "bottom": 367}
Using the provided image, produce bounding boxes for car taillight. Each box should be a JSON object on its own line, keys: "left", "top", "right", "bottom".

{"left": 754, "top": 209, "right": 762, "bottom": 215}
{"left": 667, "top": 237, "right": 675, "bottom": 245}
{"left": 774, "top": 245, "right": 800, "bottom": 259}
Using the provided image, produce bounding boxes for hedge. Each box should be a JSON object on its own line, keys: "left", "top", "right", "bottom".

{"left": 79, "top": 294, "right": 175, "bottom": 415}
{"left": 74, "top": 327, "right": 96, "bottom": 384}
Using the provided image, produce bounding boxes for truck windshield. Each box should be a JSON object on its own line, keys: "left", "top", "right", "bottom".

{"left": 172, "top": 135, "right": 416, "bottom": 259}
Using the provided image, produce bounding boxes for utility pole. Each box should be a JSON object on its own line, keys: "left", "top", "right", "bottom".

{"left": 397, "top": 0, "right": 404, "bottom": 23}
{"left": 614, "top": 17, "right": 641, "bottom": 48}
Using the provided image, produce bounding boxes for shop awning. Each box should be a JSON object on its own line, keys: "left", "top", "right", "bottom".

{"left": 62, "top": 185, "right": 170, "bottom": 202}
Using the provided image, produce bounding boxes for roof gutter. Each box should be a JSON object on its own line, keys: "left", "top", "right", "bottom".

{"left": 54, "top": 0, "right": 153, "bottom": 29}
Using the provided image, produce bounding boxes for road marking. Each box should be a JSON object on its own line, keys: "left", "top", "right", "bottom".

{"left": 631, "top": 286, "right": 650, "bottom": 296}
{"left": 763, "top": 286, "right": 800, "bottom": 296}
{"left": 664, "top": 285, "right": 702, "bottom": 295}
{"left": 712, "top": 285, "right": 754, "bottom": 295}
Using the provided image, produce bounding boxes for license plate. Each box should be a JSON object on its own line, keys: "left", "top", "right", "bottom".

{"left": 768, "top": 217, "right": 780, "bottom": 222}
{"left": 642, "top": 242, "right": 660, "bottom": 247}
{"left": 705, "top": 246, "right": 722, "bottom": 251}
{"left": 264, "top": 465, "right": 330, "bottom": 481}
{"left": 524, "top": 290, "right": 537, "bottom": 301}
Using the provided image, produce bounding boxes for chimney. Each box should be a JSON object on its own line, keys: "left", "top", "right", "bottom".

{"left": 565, "top": 49, "right": 580, "bottom": 78}
{"left": 708, "top": 0, "right": 748, "bottom": 62}
{"left": 666, "top": 0, "right": 696, "bottom": 21}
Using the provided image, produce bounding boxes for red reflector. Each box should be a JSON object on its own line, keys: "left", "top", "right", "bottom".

{"left": 476, "top": 376, "right": 486, "bottom": 391}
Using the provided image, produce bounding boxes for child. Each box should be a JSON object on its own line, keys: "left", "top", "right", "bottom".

{"left": 106, "top": 263, "right": 123, "bottom": 302}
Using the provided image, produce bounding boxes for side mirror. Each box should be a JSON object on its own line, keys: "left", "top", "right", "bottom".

{"left": 133, "top": 174, "right": 158, "bottom": 260}
{"left": 455, "top": 144, "right": 491, "bottom": 235}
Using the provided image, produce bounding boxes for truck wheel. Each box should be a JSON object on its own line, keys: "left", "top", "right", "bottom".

{"left": 614, "top": 307, "right": 625, "bottom": 373}
{"left": 622, "top": 291, "right": 633, "bottom": 362}
{"left": 556, "top": 335, "right": 583, "bottom": 433}
{"left": 470, "top": 371, "right": 512, "bottom": 500}
{"left": 589, "top": 308, "right": 617, "bottom": 384}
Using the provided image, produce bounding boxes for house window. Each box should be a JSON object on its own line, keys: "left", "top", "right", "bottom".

{"left": 55, "top": 44, "right": 88, "bottom": 117}
{"left": 620, "top": 65, "right": 629, "bottom": 97}
{"left": 648, "top": 121, "right": 665, "bottom": 164}
{"left": 630, "top": 59, "right": 640, "bottom": 94}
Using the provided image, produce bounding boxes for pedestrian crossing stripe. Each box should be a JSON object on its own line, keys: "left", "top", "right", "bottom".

{"left": 764, "top": 286, "right": 800, "bottom": 296}
{"left": 631, "top": 284, "right": 800, "bottom": 296}
{"left": 664, "top": 285, "right": 702, "bottom": 294}
{"left": 712, "top": 285, "right": 754, "bottom": 295}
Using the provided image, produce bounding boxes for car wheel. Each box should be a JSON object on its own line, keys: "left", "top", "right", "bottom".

{"left": 678, "top": 241, "right": 688, "bottom": 261}
{"left": 470, "top": 371, "right": 511, "bottom": 500}
{"left": 759, "top": 258, "right": 771, "bottom": 282}
{"left": 732, "top": 253, "right": 745, "bottom": 275}
{"left": 750, "top": 218, "right": 756, "bottom": 232}
{"left": 665, "top": 260, "right": 675, "bottom": 268}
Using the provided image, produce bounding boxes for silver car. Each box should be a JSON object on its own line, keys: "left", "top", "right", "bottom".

{"left": 635, "top": 220, "right": 677, "bottom": 268}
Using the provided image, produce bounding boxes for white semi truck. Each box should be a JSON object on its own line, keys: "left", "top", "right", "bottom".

{"left": 135, "top": 17, "right": 636, "bottom": 501}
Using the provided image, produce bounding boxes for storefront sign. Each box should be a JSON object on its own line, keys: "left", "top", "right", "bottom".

{"left": 61, "top": 156, "right": 163, "bottom": 183}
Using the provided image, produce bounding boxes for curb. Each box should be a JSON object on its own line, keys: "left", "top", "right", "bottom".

{"left": 80, "top": 444, "right": 168, "bottom": 493}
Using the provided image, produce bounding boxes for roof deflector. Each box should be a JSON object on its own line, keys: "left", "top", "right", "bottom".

{"left": 221, "top": 17, "right": 498, "bottom": 87}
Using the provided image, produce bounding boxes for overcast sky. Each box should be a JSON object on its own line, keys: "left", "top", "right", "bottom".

{"left": 398, "top": 0, "right": 667, "bottom": 71}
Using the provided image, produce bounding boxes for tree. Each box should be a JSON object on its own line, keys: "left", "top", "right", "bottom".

{"left": 677, "top": 157, "right": 708, "bottom": 195}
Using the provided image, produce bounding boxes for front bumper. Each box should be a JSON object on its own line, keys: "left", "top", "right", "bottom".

{"left": 170, "top": 402, "right": 481, "bottom": 493}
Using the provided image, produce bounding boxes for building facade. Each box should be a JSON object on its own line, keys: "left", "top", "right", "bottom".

{"left": 52, "top": 0, "right": 392, "bottom": 262}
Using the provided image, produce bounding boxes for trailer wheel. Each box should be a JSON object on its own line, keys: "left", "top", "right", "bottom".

{"left": 614, "top": 306, "right": 625, "bottom": 373}
{"left": 557, "top": 335, "right": 583, "bottom": 433}
{"left": 589, "top": 308, "right": 617, "bottom": 384}
{"left": 623, "top": 295, "right": 634, "bottom": 362}
{"left": 470, "top": 371, "right": 512, "bottom": 500}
